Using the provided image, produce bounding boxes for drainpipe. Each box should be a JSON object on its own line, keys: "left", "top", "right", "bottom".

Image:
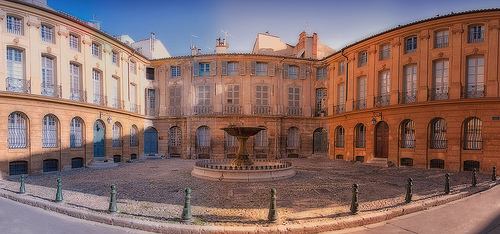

{"left": 341, "top": 49, "right": 350, "bottom": 160}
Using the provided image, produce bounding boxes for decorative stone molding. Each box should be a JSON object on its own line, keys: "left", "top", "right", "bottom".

{"left": 452, "top": 28, "right": 464, "bottom": 35}
{"left": 13, "top": 37, "right": 19, "bottom": 44}
{"left": 473, "top": 48, "right": 479, "bottom": 54}
{"left": 368, "top": 49, "right": 377, "bottom": 54}
{"left": 382, "top": 64, "right": 386, "bottom": 69}
{"left": 489, "top": 24, "right": 500, "bottom": 31}
{"left": 438, "top": 52, "right": 444, "bottom": 58}
{"left": 419, "top": 34, "right": 430, "bottom": 40}
{"left": 103, "top": 48, "right": 108, "bottom": 54}
{"left": 96, "top": 62, "right": 100, "bottom": 68}
{"left": 391, "top": 41, "right": 401, "bottom": 47}
{"left": 115, "top": 70, "right": 118, "bottom": 75}
{"left": 26, "top": 21, "right": 40, "bottom": 29}
{"left": 0, "top": 14, "right": 5, "bottom": 21}
{"left": 74, "top": 55, "right": 78, "bottom": 61}
{"left": 407, "top": 57, "right": 412, "bottom": 63}
{"left": 46, "top": 47, "right": 51, "bottom": 54}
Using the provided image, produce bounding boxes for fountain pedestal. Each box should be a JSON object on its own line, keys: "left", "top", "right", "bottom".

{"left": 221, "top": 127, "right": 265, "bottom": 167}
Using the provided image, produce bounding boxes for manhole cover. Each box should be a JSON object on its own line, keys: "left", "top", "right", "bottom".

{"left": 314, "top": 188, "right": 331, "bottom": 195}
{"left": 232, "top": 188, "right": 254, "bottom": 196}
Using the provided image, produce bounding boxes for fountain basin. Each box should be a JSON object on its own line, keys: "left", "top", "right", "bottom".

{"left": 192, "top": 159, "right": 296, "bottom": 182}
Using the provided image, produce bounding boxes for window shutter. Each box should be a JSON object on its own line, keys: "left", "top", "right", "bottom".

{"left": 210, "top": 61, "right": 217, "bottom": 76}
{"left": 221, "top": 61, "right": 228, "bottom": 76}
{"left": 300, "top": 65, "right": 307, "bottom": 79}
{"left": 283, "top": 63, "right": 289, "bottom": 78}
{"left": 268, "top": 62, "right": 275, "bottom": 76}
{"left": 193, "top": 62, "right": 199, "bottom": 77}
{"left": 250, "top": 61, "right": 256, "bottom": 75}
{"left": 239, "top": 61, "right": 246, "bottom": 75}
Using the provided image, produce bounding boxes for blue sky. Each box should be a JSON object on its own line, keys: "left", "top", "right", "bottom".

{"left": 47, "top": 0, "right": 500, "bottom": 57}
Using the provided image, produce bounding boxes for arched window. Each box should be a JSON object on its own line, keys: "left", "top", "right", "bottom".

{"left": 430, "top": 118, "right": 447, "bottom": 149}
{"left": 225, "top": 132, "right": 237, "bottom": 147}
{"left": 335, "top": 126, "right": 345, "bottom": 148}
{"left": 8, "top": 112, "right": 27, "bottom": 148}
{"left": 401, "top": 120, "right": 415, "bottom": 148}
{"left": 112, "top": 123, "right": 121, "bottom": 147}
{"left": 197, "top": 126, "right": 210, "bottom": 147}
{"left": 355, "top": 124, "right": 366, "bottom": 148}
{"left": 9, "top": 161, "right": 27, "bottom": 175}
{"left": 43, "top": 159, "right": 58, "bottom": 172}
{"left": 169, "top": 126, "right": 182, "bottom": 147}
{"left": 42, "top": 115, "right": 57, "bottom": 148}
{"left": 130, "top": 125, "right": 138, "bottom": 147}
{"left": 464, "top": 118, "right": 482, "bottom": 150}
{"left": 70, "top": 117, "right": 83, "bottom": 148}
{"left": 287, "top": 127, "right": 300, "bottom": 148}
{"left": 255, "top": 127, "right": 268, "bottom": 147}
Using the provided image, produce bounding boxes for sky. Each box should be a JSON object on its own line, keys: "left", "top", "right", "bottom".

{"left": 47, "top": 0, "right": 500, "bottom": 57}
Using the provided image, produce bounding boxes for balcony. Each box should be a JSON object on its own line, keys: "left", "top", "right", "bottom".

{"left": 374, "top": 94, "right": 390, "bottom": 107}
{"left": 253, "top": 105, "right": 270, "bottom": 115}
{"left": 194, "top": 105, "right": 212, "bottom": 115}
{"left": 468, "top": 31, "right": 484, "bottom": 43}
{"left": 353, "top": 99, "right": 366, "bottom": 111}
{"left": 398, "top": 91, "right": 417, "bottom": 104}
{"left": 93, "top": 94, "right": 107, "bottom": 106}
{"left": 315, "top": 107, "right": 328, "bottom": 117}
{"left": 111, "top": 98, "right": 124, "bottom": 110}
{"left": 461, "top": 85, "right": 485, "bottom": 99}
{"left": 146, "top": 107, "right": 159, "bottom": 116}
{"left": 70, "top": 89, "right": 87, "bottom": 102}
{"left": 169, "top": 106, "right": 182, "bottom": 116}
{"left": 286, "top": 107, "right": 302, "bottom": 116}
{"left": 41, "top": 83, "right": 62, "bottom": 98}
{"left": 130, "top": 103, "right": 141, "bottom": 114}
{"left": 6, "top": 77, "right": 31, "bottom": 94}
{"left": 427, "top": 87, "right": 449, "bottom": 101}
{"left": 333, "top": 104, "right": 345, "bottom": 115}
{"left": 224, "top": 105, "right": 241, "bottom": 115}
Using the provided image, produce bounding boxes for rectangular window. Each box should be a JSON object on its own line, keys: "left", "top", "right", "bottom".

{"left": 92, "top": 70, "right": 101, "bottom": 105}
{"left": 405, "top": 36, "right": 417, "bottom": 53}
{"left": 357, "top": 76, "right": 367, "bottom": 110}
{"left": 377, "top": 71, "right": 390, "bottom": 107}
{"left": 468, "top": 25, "right": 484, "bottom": 43}
{"left": 317, "top": 68, "right": 327, "bottom": 81}
{"left": 112, "top": 51, "right": 118, "bottom": 66}
{"left": 130, "top": 83, "right": 136, "bottom": 112}
{"left": 226, "top": 84, "right": 240, "bottom": 105}
{"left": 92, "top": 43, "right": 100, "bottom": 58}
{"left": 338, "top": 61, "right": 345, "bottom": 75}
{"left": 228, "top": 62, "right": 239, "bottom": 76}
{"left": 200, "top": 63, "right": 210, "bottom": 76}
{"left": 6, "top": 48, "right": 24, "bottom": 93}
{"left": 70, "top": 63, "right": 81, "bottom": 101}
{"left": 358, "top": 51, "right": 367, "bottom": 67}
{"left": 435, "top": 30, "right": 449, "bottom": 48}
{"left": 147, "top": 89, "right": 156, "bottom": 116}
{"left": 433, "top": 60, "right": 449, "bottom": 101}
{"left": 316, "top": 88, "right": 327, "bottom": 116}
{"left": 255, "top": 84, "right": 269, "bottom": 114}
{"left": 404, "top": 65, "right": 417, "bottom": 103}
{"left": 146, "top": 67, "right": 154, "bottom": 80}
{"left": 70, "top": 118, "right": 82, "bottom": 148}
{"left": 129, "top": 61, "right": 136, "bottom": 74}
{"left": 466, "top": 56, "right": 485, "bottom": 98}
{"left": 7, "top": 16, "right": 22, "bottom": 35}
{"left": 337, "top": 83, "right": 345, "bottom": 114}
{"left": 42, "top": 116, "right": 58, "bottom": 148}
{"left": 41, "top": 25, "right": 53, "bottom": 43}
{"left": 198, "top": 85, "right": 211, "bottom": 106}
{"left": 380, "top": 44, "right": 390, "bottom": 60}
{"left": 69, "top": 34, "right": 79, "bottom": 51}
{"left": 111, "top": 77, "right": 119, "bottom": 108}
{"left": 41, "top": 56, "right": 55, "bottom": 97}
{"left": 169, "top": 86, "right": 182, "bottom": 116}
{"left": 289, "top": 65, "right": 299, "bottom": 79}
{"left": 171, "top": 66, "right": 181, "bottom": 78}
{"left": 256, "top": 62, "right": 267, "bottom": 76}
{"left": 288, "top": 86, "right": 300, "bottom": 107}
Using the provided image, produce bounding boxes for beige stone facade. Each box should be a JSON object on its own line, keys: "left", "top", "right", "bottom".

{"left": 1, "top": 0, "right": 500, "bottom": 177}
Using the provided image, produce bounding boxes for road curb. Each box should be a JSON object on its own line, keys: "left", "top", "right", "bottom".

{"left": 0, "top": 182, "right": 497, "bottom": 233}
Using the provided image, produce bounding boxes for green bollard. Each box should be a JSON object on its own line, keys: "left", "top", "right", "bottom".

{"left": 19, "top": 174, "right": 26, "bottom": 194}
{"left": 55, "top": 178, "right": 63, "bottom": 203}
{"left": 350, "top": 184, "right": 359, "bottom": 214}
{"left": 492, "top": 167, "right": 497, "bottom": 181}
{"left": 268, "top": 188, "right": 278, "bottom": 222}
{"left": 472, "top": 168, "right": 477, "bottom": 187}
{"left": 405, "top": 178, "right": 413, "bottom": 203}
{"left": 444, "top": 173, "right": 450, "bottom": 195}
{"left": 108, "top": 184, "right": 118, "bottom": 214}
{"left": 181, "top": 188, "right": 192, "bottom": 223}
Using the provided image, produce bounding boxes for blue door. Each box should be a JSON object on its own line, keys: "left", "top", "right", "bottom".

{"left": 93, "top": 120, "right": 105, "bottom": 157}
{"left": 144, "top": 127, "right": 158, "bottom": 154}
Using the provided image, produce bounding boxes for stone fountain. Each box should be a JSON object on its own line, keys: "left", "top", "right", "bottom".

{"left": 191, "top": 126, "right": 295, "bottom": 182}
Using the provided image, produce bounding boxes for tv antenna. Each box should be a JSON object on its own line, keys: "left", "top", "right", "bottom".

{"left": 90, "top": 14, "right": 101, "bottom": 29}
{"left": 221, "top": 29, "right": 235, "bottom": 41}
{"left": 190, "top": 34, "right": 198, "bottom": 47}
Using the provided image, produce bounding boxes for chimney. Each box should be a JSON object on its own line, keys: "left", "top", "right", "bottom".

{"left": 215, "top": 37, "right": 227, "bottom": 54}
{"left": 191, "top": 45, "right": 198, "bottom": 56}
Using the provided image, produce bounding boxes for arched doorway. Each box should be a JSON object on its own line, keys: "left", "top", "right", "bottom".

{"left": 313, "top": 128, "right": 328, "bottom": 153}
{"left": 375, "top": 121, "right": 389, "bottom": 158}
{"left": 93, "top": 120, "right": 105, "bottom": 157}
{"left": 144, "top": 127, "right": 158, "bottom": 154}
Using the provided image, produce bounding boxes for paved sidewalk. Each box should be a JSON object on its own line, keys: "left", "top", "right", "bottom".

{"left": 331, "top": 183, "right": 500, "bottom": 234}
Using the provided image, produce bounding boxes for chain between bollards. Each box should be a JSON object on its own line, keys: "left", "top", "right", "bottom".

{"left": 108, "top": 184, "right": 118, "bottom": 214}
{"left": 181, "top": 188, "right": 192, "bottom": 223}
{"left": 268, "top": 188, "right": 278, "bottom": 222}
{"left": 350, "top": 183, "right": 359, "bottom": 214}
{"left": 472, "top": 168, "right": 477, "bottom": 187}
{"left": 444, "top": 173, "right": 450, "bottom": 195}
{"left": 19, "top": 174, "right": 26, "bottom": 194}
{"left": 55, "top": 178, "right": 63, "bottom": 203}
{"left": 405, "top": 178, "right": 413, "bottom": 203}
{"left": 492, "top": 166, "right": 497, "bottom": 181}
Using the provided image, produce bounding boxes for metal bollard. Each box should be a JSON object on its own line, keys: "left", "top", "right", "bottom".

{"left": 405, "top": 178, "right": 413, "bottom": 203}
{"left": 19, "top": 174, "right": 26, "bottom": 194}
{"left": 472, "top": 168, "right": 477, "bottom": 187}
{"left": 492, "top": 166, "right": 497, "bottom": 181}
{"left": 268, "top": 188, "right": 278, "bottom": 222}
{"left": 181, "top": 188, "right": 192, "bottom": 223}
{"left": 55, "top": 178, "right": 63, "bottom": 203}
{"left": 108, "top": 184, "right": 118, "bottom": 214}
{"left": 350, "top": 184, "right": 359, "bottom": 214}
{"left": 444, "top": 173, "right": 450, "bottom": 195}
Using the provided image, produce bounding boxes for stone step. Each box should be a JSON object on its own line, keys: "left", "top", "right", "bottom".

{"left": 366, "top": 158, "right": 394, "bottom": 167}
{"left": 141, "top": 153, "right": 165, "bottom": 160}
{"left": 86, "top": 158, "right": 118, "bottom": 169}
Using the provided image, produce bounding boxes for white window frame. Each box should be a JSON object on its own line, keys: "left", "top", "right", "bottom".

{"left": 228, "top": 62, "right": 239, "bottom": 76}
{"left": 256, "top": 62, "right": 267, "bottom": 76}
{"left": 467, "top": 56, "right": 485, "bottom": 93}
{"left": 112, "top": 123, "right": 121, "bottom": 147}
{"left": 92, "top": 43, "right": 100, "bottom": 58}
{"left": 338, "top": 61, "right": 345, "bottom": 75}
{"left": 171, "top": 66, "right": 181, "bottom": 78}
{"left": 289, "top": 65, "right": 299, "bottom": 79}
{"left": 130, "top": 125, "right": 138, "bottom": 147}
{"left": 112, "top": 51, "right": 118, "bottom": 66}
{"left": 41, "top": 24, "right": 53, "bottom": 43}
{"left": 42, "top": 115, "right": 57, "bottom": 148}
{"left": 169, "top": 126, "right": 182, "bottom": 147}
{"left": 197, "top": 84, "right": 210, "bottom": 106}
{"left": 197, "top": 126, "right": 210, "bottom": 147}
{"left": 226, "top": 84, "right": 240, "bottom": 105}
{"left": 287, "top": 127, "right": 300, "bottom": 148}
{"left": 380, "top": 44, "right": 390, "bottom": 60}
{"left": 7, "top": 16, "right": 22, "bottom": 35}
{"left": 69, "top": 34, "right": 79, "bottom": 51}
{"left": 92, "top": 70, "right": 101, "bottom": 104}
{"left": 358, "top": 51, "right": 367, "bottom": 67}
{"left": 288, "top": 86, "right": 300, "bottom": 108}
{"left": 317, "top": 68, "right": 327, "bottom": 81}
{"left": 6, "top": 47, "right": 24, "bottom": 92}
{"left": 41, "top": 55, "right": 55, "bottom": 97}
{"left": 70, "top": 63, "right": 81, "bottom": 101}
{"left": 434, "top": 30, "right": 449, "bottom": 48}
{"left": 199, "top": 63, "right": 210, "bottom": 76}
{"left": 255, "top": 128, "right": 268, "bottom": 147}
{"left": 70, "top": 117, "right": 83, "bottom": 148}
{"left": 404, "top": 65, "right": 418, "bottom": 100}
{"left": 8, "top": 112, "right": 27, "bottom": 149}
{"left": 129, "top": 61, "right": 136, "bottom": 74}
{"left": 405, "top": 36, "right": 417, "bottom": 53}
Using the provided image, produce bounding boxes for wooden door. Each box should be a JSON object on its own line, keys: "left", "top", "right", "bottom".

{"left": 375, "top": 122, "right": 389, "bottom": 158}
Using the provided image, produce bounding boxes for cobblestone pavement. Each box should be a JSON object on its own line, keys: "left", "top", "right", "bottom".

{"left": 2, "top": 157, "right": 491, "bottom": 227}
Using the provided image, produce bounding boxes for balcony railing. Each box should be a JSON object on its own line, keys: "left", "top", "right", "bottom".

{"left": 461, "top": 85, "right": 485, "bottom": 99}
{"left": 130, "top": 103, "right": 141, "bottom": 114}
{"left": 253, "top": 105, "right": 270, "bottom": 115}
{"left": 435, "top": 36, "right": 449, "bottom": 48}
{"left": 468, "top": 30, "right": 484, "bottom": 43}
{"left": 427, "top": 87, "right": 449, "bottom": 101}
{"left": 374, "top": 94, "right": 390, "bottom": 107}
{"left": 146, "top": 107, "right": 159, "bottom": 116}
{"left": 430, "top": 139, "right": 447, "bottom": 149}
{"left": 93, "top": 94, "right": 107, "bottom": 106}
{"left": 194, "top": 105, "right": 212, "bottom": 115}
{"left": 224, "top": 105, "right": 241, "bottom": 115}
{"left": 315, "top": 107, "right": 328, "bottom": 117}
{"left": 70, "top": 89, "right": 87, "bottom": 102}
{"left": 111, "top": 98, "right": 124, "bottom": 110}
{"left": 169, "top": 106, "right": 182, "bottom": 116}
{"left": 6, "top": 77, "right": 31, "bottom": 94}
{"left": 41, "top": 83, "right": 62, "bottom": 98}
{"left": 333, "top": 104, "right": 345, "bottom": 115}
{"left": 286, "top": 107, "right": 302, "bottom": 116}
{"left": 353, "top": 99, "right": 366, "bottom": 111}
{"left": 398, "top": 91, "right": 417, "bottom": 104}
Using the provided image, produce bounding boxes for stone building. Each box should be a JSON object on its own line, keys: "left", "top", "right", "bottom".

{"left": 1, "top": 0, "right": 500, "bottom": 177}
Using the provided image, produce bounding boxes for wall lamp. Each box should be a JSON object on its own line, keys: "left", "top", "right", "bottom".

{"left": 371, "top": 112, "right": 382, "bottom": 125}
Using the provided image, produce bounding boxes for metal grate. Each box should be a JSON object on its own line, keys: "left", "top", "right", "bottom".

{"left": 43, "top": 159, "right": 58, "bottom": 172}
{"left": 464, "top": 118, "right": 482, "bottom": 150}
{"left": 9, "top": 161, "right": 27, "bottom": 175}
{"left": 8, "top": 112, "right": 27, "bottom": 149}
{"left": 70, "top": 118, "right": 83, "bottom": 148}
{"left": 42, "top": 115, "right": 58, "bottom": 148}
{"left": 71, "top": 158, "right": 83, "bottom": 168}
{"left": 430, "top": 159, "right": 445, "bottom": 169}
